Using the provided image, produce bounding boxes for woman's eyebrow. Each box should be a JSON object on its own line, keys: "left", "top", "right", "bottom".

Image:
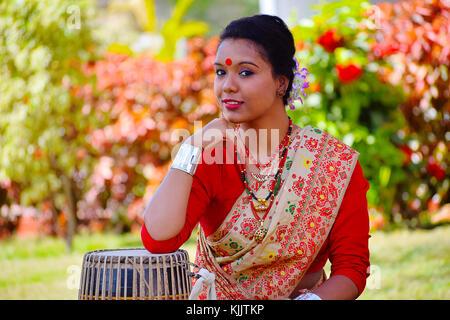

{"left": 239, "top": 61, "right": 260, "bottom": 68}
{"left": 214, "top": 61, "right": 260, "bottom": 68}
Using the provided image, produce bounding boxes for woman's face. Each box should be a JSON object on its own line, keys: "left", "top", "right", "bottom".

{"left": 214, "top": 38, "right": 285, "bottom": 124}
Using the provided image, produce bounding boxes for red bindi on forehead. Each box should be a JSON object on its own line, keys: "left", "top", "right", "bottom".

{"left": 225, "top": 58, "right": 232, "bottom": 66}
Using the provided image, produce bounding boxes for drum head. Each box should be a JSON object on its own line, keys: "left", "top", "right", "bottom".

{"left": 93, "top": 248, "right": 180, "bottom": 257}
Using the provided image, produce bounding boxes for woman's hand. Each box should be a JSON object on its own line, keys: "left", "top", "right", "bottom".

{"left": 185, "top": 114, "right": 238, "bottom": 151}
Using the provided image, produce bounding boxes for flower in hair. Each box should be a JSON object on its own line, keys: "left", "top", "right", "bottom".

{"left": 287, "top": 57, "right": 309, "bottom": 110}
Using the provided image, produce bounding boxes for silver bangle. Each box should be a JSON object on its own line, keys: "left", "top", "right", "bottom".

{"left": 294, "top": 292, "right": 322, "bottom": 300}
{"left": 170, "top": 143, "right": 202, "bottom": 176}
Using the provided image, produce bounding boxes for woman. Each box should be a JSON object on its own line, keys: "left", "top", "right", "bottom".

{"left": 141, "top": 15, "right": 370, "bottom": 300}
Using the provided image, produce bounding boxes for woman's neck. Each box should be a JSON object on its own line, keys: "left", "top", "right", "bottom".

{"left": 237, "top": 108, "right": 291, "bottom": 164}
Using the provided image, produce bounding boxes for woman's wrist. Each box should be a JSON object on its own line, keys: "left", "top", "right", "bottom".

{"left": 170, "top": 143, "right": 202, "bottom": 176}
{"left": 184, "top": 134, "right": 204, "bottom": 150}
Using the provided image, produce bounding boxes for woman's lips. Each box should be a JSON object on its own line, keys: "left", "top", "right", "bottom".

{"left": 223, "top": 99, "right": 244, "bottom": 110}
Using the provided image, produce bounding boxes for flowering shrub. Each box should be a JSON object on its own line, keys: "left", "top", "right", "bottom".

{"left": 289, "top": 0, "right": 407, "bottom": 226}
{"left": 77, "top": 36, "right": 219, "bottom": 232}
{"left": 374, "top": 0, "right": 449, "bottom": 227}
{"left": 290, "top": 0, "right": 449, "bottom": 228}
{"left": 0, "top": 0, "right": 101, "bottom": 245}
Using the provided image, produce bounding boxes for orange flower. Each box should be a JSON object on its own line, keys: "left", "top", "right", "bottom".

{"left": 33, "top": 148, "right": 44, "bottom": 159}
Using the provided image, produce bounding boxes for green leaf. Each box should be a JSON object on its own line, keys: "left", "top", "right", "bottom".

{"left": 107, "top": 43, "right": 133, "bottom": 55}
{"left": 178, "top": 21, "right": 209, "bottom": 38}
{"left": 334, "top": 47, "right": 355, "bottom": 64}
{"left": 379, "top": 166, "right": 391, "bottom": 188}
{"left": 143, "top": 0, "right": 157, "bottom": 32}
{"left": 156, "top": 0, "right": 210, "bottom": 61}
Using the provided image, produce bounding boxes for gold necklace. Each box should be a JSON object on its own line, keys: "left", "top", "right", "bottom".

{"left": 250, "top": 172, "right": 275, "bottom": 182}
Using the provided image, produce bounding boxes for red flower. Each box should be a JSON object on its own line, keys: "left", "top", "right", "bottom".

{"left": 276, "top": 225, "right": 288, "bottom": 242}
{"left": 312, "top": 185, "right": 329, "bottom": 207}
{"left": 319, "top": 206, "right": 333, "bottom": 217}
{"left": 339, "top": 171, "right": 348, "bottom": 180}
{"left": 305, "top": 138, "right": 319, "bottom": 152}
{"left": 336, "top": 63, "right": 363, "bottom": 84}
{"left": 333, "top": 141, "right": 346, "bottom": 153}
{"left": 323, "top": 160, "right": 341, "bottom": 179}
{"left": 295, "top": 242, "right": 308, "bottom": 259}
{"left": 240, "top": 218, "right": 258, "bottom": 238}
{"left": 398, "top": 145, "right": 412, "bottom": 165}
{"left": 307, "top": 238, "right": 317, "bottom": 256}
{"left": 303, "top": 215, "right": 319, "bottom": 237}
{"left": 292, "top": 177, "right": 305, "bottom": 196}
{"left": 426, "top": 157, "right": 445, "bottom": 181}
{"left": 328, "top": 183, "right": 338, "bottom": 199}
{"left": 317, "top": 29, "right": 344, "bottom": 53}
{"left": 339, "top": 152, "right": 353, "bottom": 161}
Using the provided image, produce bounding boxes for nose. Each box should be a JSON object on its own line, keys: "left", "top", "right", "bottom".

{"left": 222, "top": 74, "right": 238, "bottom": 94}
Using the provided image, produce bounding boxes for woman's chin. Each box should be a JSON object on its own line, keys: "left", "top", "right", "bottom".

{"left": 222, "top": 112, "right": 242, "bottom": 124}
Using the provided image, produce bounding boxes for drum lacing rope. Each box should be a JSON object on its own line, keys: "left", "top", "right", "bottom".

{"left": 127, "top": 257, "right": 192, "bottom": 300}
{"left": 126, "top": 258, "right": 153, "bottom": 294}
{"left": 185, "top": 262, "right": 217, "bottom": 300}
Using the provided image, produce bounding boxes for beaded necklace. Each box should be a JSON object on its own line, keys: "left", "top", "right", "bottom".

{"left": 235, "top": 117, "right": 293, "bottom": 242}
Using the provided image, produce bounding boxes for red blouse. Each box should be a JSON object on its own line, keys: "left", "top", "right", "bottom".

{"left": 141, "top": 143, "right": 371, "bottom": 296}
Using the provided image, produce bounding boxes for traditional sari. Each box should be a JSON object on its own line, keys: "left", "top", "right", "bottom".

{"left": 193, "top": 125, "right": 359, "bottom": 300}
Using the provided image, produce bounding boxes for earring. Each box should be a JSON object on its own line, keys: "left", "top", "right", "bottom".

{"left": 277, "top": 89, "right": 285, "bottom": 97}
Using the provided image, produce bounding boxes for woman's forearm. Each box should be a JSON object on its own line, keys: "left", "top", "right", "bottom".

{"left": 312, "top": 275, "right": 359, "bottom": 300}
{"left": 144, "top": 134, "right": 203, "bottom": 241}
{"left": 143, "top": 115, "right": 236, "bottom": 242}
{"left": 143, "top": 130, "right": 223, "bottom": 241}
{"left": 144, "top": 167, "right": 194, "bottom": 241}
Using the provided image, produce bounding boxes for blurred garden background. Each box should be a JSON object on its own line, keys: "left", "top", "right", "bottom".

{"left": 0, "top": 0, "right": 448, "bottom": 299}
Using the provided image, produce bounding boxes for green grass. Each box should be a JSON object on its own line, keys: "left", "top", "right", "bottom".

{"left": 358, "top": 225, "right": 450, "bottom": 300}
{"left": 0, "top": 232, "right": 197, "bottom": 300}
{"left": 0, "top": 226, "right": 448, "bottom": 299}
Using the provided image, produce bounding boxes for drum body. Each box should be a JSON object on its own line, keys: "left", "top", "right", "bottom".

{"left": 78, "top": 248, "right": 192, "bottom": 300}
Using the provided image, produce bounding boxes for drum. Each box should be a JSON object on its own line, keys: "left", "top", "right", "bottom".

{"left": 78, "top": 248, "right": 192, "bottom": 300}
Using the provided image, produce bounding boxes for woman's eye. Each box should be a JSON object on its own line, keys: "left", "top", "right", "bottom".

{"left": 215, "top": 69, "right": 253, "bottom": 77}
{"left": 240, "top": 70, "right": 254, "bottom": 76}
{"left": 215, "top": 69, "right": 226, "bottom": 76}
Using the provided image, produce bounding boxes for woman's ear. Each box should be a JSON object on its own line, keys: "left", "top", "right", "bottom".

{"left": 276, "top": 75, "right": 289, "bottom": 96}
